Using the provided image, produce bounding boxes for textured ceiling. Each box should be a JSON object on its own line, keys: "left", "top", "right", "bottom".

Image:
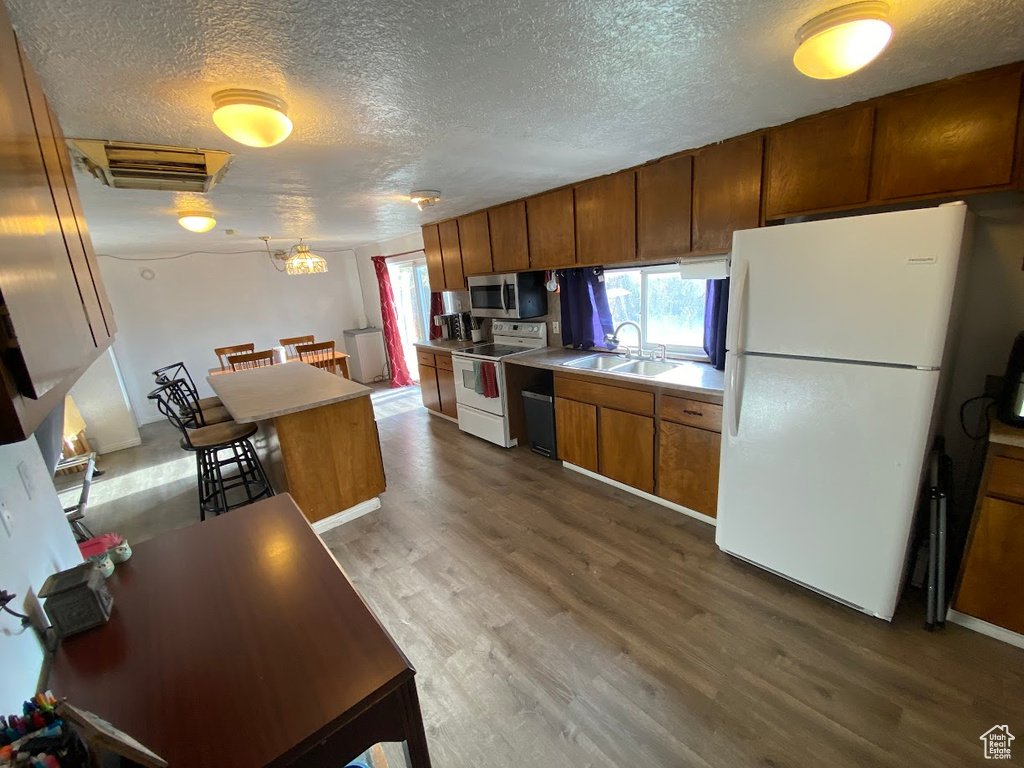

{"left": 7, "top": 0, "right": 1024, "bottom": 257}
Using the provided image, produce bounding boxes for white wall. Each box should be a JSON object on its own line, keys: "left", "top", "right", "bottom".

{"left": 69, "top": 347, "right": 141, "bottom": 453}
{"left": 943, "top": 194, "right": 1024, "bottom": 516}
{"left": 0, "top": 438, "right": 83, "bottom": 712}
{"left": 99, "top": 249, "right": 366, "bottom": 423}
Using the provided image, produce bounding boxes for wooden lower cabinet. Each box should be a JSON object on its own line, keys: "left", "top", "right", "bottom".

{"left": 554, "top": 396, "right": 598, "bottom": 472}
{"left": 952, "top": 433, "right": 1024, "bottom": 634}
{"left": 953, "top": 496, "right": 1024, "bottom": 634}
{"left": 437, "top": 366, "right": 458, "bottom": 418}
{"left": 598, "top": 407, "right": 654, "bottom": 493}
{"left": 657, "top": 421, "right": 721, "bottom": 518}
{"left": 418, "top": 364, "right": 441, "bottom": 413}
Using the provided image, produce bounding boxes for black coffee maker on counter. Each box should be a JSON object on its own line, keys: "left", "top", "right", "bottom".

{"left": 998, "top": 330, "right": 1024, "bottom": 427}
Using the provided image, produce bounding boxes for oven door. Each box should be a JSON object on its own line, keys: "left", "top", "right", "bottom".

{"left": 469, "top": 276, "right": 513, "bottom": 318}
{"left": 452, "top": 355, "right": 505, "bottom": 416}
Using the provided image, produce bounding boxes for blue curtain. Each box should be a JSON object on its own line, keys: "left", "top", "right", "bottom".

{"left": 558, "top": 268, "right": 615, "bottom": 350}
{"left": 703, "top": 278, "right": 729, "bottom": 370}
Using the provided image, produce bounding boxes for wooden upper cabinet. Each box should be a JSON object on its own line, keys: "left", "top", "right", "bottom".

{"left": 692, "top": 134, "right": 764, "bottom": 254}
{"left": 421, "top": 224, "right": 445, "bottom": 292}
{"left": 20, "top": 46, "right": 110, "bottom": 347}
{"left": 0, "top": 27, "right": 94, "bottom": 401}
{"left": 47, "top": 100, "right": 115, "bottom": 337}
{"left": 527, "top": 188, "right": 575, "bottom": 270}
{"left": 457, "top": 211, "right": 492, "bottom": 276}
{"left": 765, "top": 106, "right": 874, "bottom": 219}
{"left": 438, "top": 219, "right": 466, "bottom": 291}
{"left": 872, "top": 65, "right": 1023, "bottom": 201}
{"left": 575, "top": 170, "right": 636, "bottom": 266}
{"left": 637, "top": 154, "right": 692, "bottom": 261}
{"left": 488, "top": 201, "right": 530, "bottom": 273}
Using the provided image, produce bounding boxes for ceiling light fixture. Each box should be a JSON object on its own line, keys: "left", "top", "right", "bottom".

{"left": 284, "top": 240, "right": 328, "bottom": 276}
{"left": 793, "top": 1, "right": 893, "bottom": 80}
{"left": 409, "top": 190, "right": 441, "bottom": 211}
{"left": 177, "top": 211, "right": 217, "bottom": 232}
{"left": 211, "top": 89, "right": 293, "bottom": 147}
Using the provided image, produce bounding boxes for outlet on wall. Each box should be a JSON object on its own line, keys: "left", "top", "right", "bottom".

{"left": 552, "top": 321, "right": 560, "bottom": 334}
{"left": 0, "top": 498, "right": 12, "bottom": 538}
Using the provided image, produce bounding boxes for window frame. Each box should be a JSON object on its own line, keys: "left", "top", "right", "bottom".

{"left": 606, "top": 263, "right": 710, "bottom": 362}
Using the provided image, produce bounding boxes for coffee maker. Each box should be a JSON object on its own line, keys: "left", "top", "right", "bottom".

{"left": 436, "top": 312, "right": 473, "bottom": 341}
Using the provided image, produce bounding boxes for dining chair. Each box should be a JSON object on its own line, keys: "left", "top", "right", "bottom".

{"left": 280, "top": 335, "right": 314, "bottom": 359}
{"left": 296, "top": 341, "right": 337, "bottom": 374}
{"left": 153, "top": 361, "right": 222, "bottom": 411}
{"left": 229, "top": 350, "right": 276, "bottom": 371}
{"left": 215, "top": 344, "right": 255, "bottom": 371}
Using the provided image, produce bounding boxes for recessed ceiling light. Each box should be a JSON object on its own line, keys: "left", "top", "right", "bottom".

{"left": 793, "top": 1, "right": 893, "bottom": 80}
{"left": 211, "top": 89, "right": 293, "bottom": 147}
{"left": 409, "top": 190, "right": 441, "bottom": 211}
{"left": 177, "top": 211, "right": 217, "bottom": 232}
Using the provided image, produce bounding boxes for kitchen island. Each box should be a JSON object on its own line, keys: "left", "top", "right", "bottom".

{"left": 208, "top": 363, "right": 385, "bottom": 531}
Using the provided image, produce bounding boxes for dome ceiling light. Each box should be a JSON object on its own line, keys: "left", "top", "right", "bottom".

{"left": 409, "top": 190, "right": 441, "bottom": 211}
{"left": 177, "top": 211, "right": 217, "bottom": 232}
{"left": 211, "top": 89, "right": 293, "bottom": 147}
{"left": 793, "top": 1, "right": 893, "bottom": 80}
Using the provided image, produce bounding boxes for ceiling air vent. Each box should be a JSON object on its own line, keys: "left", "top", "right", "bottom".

{"left": 67, "top": 140, "right": 232, "bottom": 193}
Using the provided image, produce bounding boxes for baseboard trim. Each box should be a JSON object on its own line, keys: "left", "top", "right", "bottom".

{"left": 427, "top": 410, "right": 459, "bottom": 424}
{"left": 311, "top": 497, "right": 382, "bottom": 534}
{"left": 96, "top": 437, "right": 142, "bottom": 454}
{"left": 562, "top": 462, "right": 716, "bottom": 527}
{"left": 946, "top": 609, "right": 1024, "bottom": 649}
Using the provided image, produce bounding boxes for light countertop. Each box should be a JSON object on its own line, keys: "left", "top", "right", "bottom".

{"left": 507, "top": 347, "right": 725, "bottom": 401}
{"left": 990, "top": 421, "right": 1024, "bottom": 449}
{"left": 413, "top": 339, "right": 477, "bottom": 352}
{"left": 207, "top": 363, "right": 371, "bottom": 423}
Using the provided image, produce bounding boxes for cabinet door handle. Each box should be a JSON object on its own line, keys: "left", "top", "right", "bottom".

{"left": 683, "top": 409, "right": 702, "bottom": 416}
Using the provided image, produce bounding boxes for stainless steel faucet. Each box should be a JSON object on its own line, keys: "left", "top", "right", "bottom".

{"left": 604, "top": 321, "right": 646, "bottom": 360}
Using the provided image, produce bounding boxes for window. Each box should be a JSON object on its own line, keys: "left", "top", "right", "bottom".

{"left": 387, "top": 257, "right": 454, "bottom": 381}
{"left": 605, "top": 265, "right": 708, "bottom": 358}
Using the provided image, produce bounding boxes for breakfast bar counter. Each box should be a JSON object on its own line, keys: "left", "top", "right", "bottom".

{"left": 208, "top": 364, "right": 385, "bottom": 530}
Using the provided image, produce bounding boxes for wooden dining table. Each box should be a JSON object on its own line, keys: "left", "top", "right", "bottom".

{"left": 48, "top": 494, "right": 431, "bottom": 768}
{"left": 209, "top": 351, "right": 350, "bottom": 378}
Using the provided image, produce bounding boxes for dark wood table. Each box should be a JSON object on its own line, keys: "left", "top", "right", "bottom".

{"left": 48, "top": 494, "right": 431, "bottom": 768}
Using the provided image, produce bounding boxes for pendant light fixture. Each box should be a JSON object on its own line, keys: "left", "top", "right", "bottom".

{"left": 211, "top": 89, "right": 293, "bottom": 147}
{"left": 409, "top": 190, "right": 441, "bottom": 211}
{"left": 284, "top": 241, "right": 328, "bottom": 275}
{"left": 177, "top": 211, "right": 217, "bottom": 232}
{"left": 793, "top": 1, "right": 893, "bottom": 80}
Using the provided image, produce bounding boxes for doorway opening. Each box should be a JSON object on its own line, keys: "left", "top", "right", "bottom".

{"left": 388, "top": 256, "right": 450, "bottom": 381}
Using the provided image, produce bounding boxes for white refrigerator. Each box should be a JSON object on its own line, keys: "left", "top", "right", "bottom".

{"left": 715, "top": 203, "right": 972, "bottom": 620}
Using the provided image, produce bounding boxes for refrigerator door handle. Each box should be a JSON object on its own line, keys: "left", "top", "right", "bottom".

{"left": 727, "top": 352, "right": 742, "bottom": 438}
{"left": 726, "top": 259, "right": 749, "bottom": 354}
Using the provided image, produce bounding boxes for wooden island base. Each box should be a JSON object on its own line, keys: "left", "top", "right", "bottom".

{"left": 209, "top": 364, "right": 386, "bottom": 531}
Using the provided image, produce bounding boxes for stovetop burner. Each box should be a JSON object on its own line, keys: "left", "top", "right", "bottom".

{"left": 455, "top": 343, "right": 528, "bottom": 359}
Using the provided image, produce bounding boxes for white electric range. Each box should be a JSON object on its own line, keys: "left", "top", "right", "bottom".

{"left": 452, "top": 321, "right": 548, "bottom": 447}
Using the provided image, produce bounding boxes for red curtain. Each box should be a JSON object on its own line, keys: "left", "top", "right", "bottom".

{"left": 372, "top": 255, "right": 414, "bottom": 388}
{"left": 428, "top": 292, "right": 444, "bottom": 340}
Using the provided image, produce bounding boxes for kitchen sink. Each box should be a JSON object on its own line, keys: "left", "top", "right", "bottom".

{"left": 610, "top": 360, "right": 679, "bottom": 377}
{"left": 564, "top": 354, "right": 628, "bottom": 371}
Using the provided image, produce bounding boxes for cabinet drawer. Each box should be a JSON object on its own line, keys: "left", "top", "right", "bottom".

{"left": 554, "top": 374, "right": 654, "bottom": 416}
{"left": 416, "top": 350, "right": 436, "bottom": 367}
{"left": 661, "top": 396, "right": 722, "bottom": 432}
{"left": 435, "top": 354, "right": 453, "bottom": 372}
{"left": 988, "top": 456, "right": 1024, "bottom": 502}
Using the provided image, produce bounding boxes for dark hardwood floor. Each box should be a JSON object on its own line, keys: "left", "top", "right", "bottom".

{"left": 322, "top": 387, "right": 1024, "bottom": 768}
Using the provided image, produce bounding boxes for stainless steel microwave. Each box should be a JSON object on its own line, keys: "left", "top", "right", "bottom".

{"left": 468, "top": 272, "right": 548, "bottom": 319}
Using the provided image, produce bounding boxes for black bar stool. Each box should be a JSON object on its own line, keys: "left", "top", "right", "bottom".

{"left": 153, "top": 362, "right": 231, "bottom": 427}
{"left": 149, "top": 381, "right": 274, "bottom": 520}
